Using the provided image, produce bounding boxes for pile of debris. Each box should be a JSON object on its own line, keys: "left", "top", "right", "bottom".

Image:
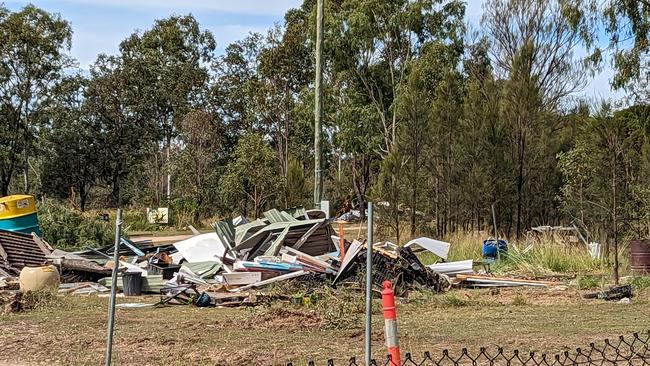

{"left": 1, "top": 208, "right": 453, "bottom": 306}
{"left": 0, "top": 207, "right": 572, "bottom": 307}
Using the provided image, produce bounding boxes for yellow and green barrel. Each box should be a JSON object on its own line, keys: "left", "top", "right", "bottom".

{"left": 0, "top": 195, "right": 41, "bottom": 236}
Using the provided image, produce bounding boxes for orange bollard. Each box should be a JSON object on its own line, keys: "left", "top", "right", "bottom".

{"left": 381, "top": 280, "right": 401, "bottom": 366}
{"left": 338, "top": 222, "right": 346, "bottom": 261}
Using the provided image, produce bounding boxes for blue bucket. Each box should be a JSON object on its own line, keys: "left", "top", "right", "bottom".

{"left": 482, "top": 239, "right": 508, "bottom": 259}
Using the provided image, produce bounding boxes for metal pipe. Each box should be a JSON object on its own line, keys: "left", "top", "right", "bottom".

{"left": 105, "top": 208, "right": 122, "bottom": 366}
{"left": 365, "top": 202, "right": 373, "bottom": 366}
{"left": 491, "top": 203, "right": 500, "bottom": 261}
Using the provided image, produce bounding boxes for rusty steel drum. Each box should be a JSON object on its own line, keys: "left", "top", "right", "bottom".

{"left": 630, "top": 239, "right": 650, "bottom": 274}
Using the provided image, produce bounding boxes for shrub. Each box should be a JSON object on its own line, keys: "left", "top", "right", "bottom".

{"left": 577, "top": 275, "right": 602, "bottom": 289}
{"left": 630, "top": 276, "right": 650, "bottom": 290}
{"left": 38, "top": 200, "right": 113, "bottom": 249}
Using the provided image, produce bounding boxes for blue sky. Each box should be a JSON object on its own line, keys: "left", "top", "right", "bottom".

{"left": 3, "top": 0, "right": 622, "bottom": 100}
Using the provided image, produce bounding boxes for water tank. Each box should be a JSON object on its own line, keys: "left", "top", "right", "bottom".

{"left": 630, "top": 239, "right": 650, "bottom": 274}
{"left": 0, "top": 195, "right": 41, "bottom": 235}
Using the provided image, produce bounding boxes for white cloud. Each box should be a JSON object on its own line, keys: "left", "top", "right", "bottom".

{"left": 211, "top": 24, "right": 270, "bottom": 49}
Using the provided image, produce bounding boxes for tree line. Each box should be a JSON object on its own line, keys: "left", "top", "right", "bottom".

{"left": 0, "top": 0, "right": 649, "bottom": 242}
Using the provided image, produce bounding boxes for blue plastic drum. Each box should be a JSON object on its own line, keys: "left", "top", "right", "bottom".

{"left": 482, "top": 239, "right": 508, "bottom": 259}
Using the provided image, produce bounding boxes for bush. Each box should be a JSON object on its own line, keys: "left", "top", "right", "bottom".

{"left": 630, "top": 276, "right": 650, "bottom": 290}
{"left": 38, "top": 200, "right": 113, "bottom": 249}
{"left": 577, "top": 275, "right": 602, "bottom": 289}
{"left": 119, "top": 208, "right": 160, "bottom": 233}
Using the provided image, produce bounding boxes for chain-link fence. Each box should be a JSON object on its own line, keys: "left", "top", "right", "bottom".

{"left": 287, "top": 330, "right": 650, "bottom": 366}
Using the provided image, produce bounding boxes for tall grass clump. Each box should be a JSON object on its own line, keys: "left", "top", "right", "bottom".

{"left": 493, "top": 238, "right": 607, "bottom": 276}
{"left": 416, "top": 231, "right": 618, "bottom": 276}
{"left": 417, "top": 231, "right": 484, "bottom": 265}
{"left": 118, "top": 208, "right": 160, "bottom": 233}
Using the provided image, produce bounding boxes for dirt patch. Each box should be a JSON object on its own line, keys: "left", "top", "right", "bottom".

{"left": 244, "top": 306, "right": 323, "bottom": 330}
{"left": 453, "top": 287, "right": 588, "bottom": 306}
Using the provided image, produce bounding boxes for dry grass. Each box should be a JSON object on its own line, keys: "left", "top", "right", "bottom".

{"left": 388, "top": 229, "right": 627, "bottom": 277}
{"left": 0, "top": 287, "right": 648, "bottom": 366}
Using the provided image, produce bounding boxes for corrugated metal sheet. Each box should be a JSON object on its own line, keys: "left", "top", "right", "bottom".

{"left": 235, "top": 219, "right": 335, "bottom": 259}
{"left": 0, "top": 229, "right": 50, "bottom": 275}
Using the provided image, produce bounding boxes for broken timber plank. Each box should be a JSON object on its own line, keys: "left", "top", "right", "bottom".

{"left": 456, "top": 274, "right": 557, "bottom": 287}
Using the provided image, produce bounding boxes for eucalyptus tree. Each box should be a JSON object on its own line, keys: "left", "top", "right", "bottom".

{"left": 0, "top": 4, "right": 73, "bottom": 195}
{"left": 41, "top": 75, "right": 101, "bottom": 211}
{"left": 119, "top": 15, "right": 216, "bottom": 203}
{"left": 84, "top": 55, "right": 159, "bottom": 206}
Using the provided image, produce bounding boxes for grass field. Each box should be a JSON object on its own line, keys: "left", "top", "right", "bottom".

{"left": 1, "top": 286, "right": 649, "bottom": 366}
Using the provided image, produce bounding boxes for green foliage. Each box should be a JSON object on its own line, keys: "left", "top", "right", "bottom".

{"left": 0, "top": 4, "right": 73, "bottom": 195}
{"left": 601, "top": 0, "right": 650, "bottom": 92}
{"left": 285, "top": 157, "right": 310, "bottom": 208}
{"left": 41, "top": 75, "right": 100, "bottom": 211}
{"left": 173, "top": 110, "right": 221, "bottom": 223}
{"left": 38, "top": 200, "right": 113, "bottom": 249}
{"left": 84, "top": 54, "right": 160, "bottom": 205}
{"left": 577, "top": 275, "right": 602, "bottom": 290}
{"left": 373, "top": 151, "right": 405, "bottom": 243}
{"left": 220, "top": 132, "right": 282, "bottom": 218}
{"left": 558, "top": 104, "right": 650, "bottom": 242}
{"left": 2, "top": 1, "right": 649, "bottom": 259}
{"left": 312, "top": 287, "right": 366, "bottom": 330}
{"left": 630, "top": 276, "right": 650, "bottom": 291}
{"left": 119, "top": 208, "right": 159, "bottom": 233}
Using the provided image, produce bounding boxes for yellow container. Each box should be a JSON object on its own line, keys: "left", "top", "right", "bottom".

{"left": 0, "top": 195, "right": 37, "bottom": 220}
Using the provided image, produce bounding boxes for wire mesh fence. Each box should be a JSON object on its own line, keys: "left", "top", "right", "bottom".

{"left": 287, "top": 330, "right": 650, "bottom": 366}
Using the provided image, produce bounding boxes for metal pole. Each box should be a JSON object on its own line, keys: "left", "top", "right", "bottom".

{"left": 491, "top": 203, "right": 500, "bottom": 261}
{"left": 313, "top": 0, "right": 324, "bottom": 209}
{"left": 365, "top": 202, "right": 373, "bottom": 366}
{"left": 105, "top": 208, "right": 122, "bottom": 366}
{"left": 612, "top": 150, "right": 619, "bottom": 285}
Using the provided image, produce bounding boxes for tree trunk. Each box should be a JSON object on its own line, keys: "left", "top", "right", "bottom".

{"left": 111, "top": 178, "right": 121, "bottom": 208}
{"left": 351, "top": 155, "right": 370, "bottom": 220}
{"left": 194, "top": 197, "right": 203, "bottom": 224}
{"left": 79, "top": 183, "right": 88, "bottom": 212}
{"left": 410, "top": 152, "right": 418, "bottom": 238}
{"left": 0, "top": 179, "right": 8, "bottom": 197}
{"left": 111, "top": 164, "right": 122, "bottom": 207}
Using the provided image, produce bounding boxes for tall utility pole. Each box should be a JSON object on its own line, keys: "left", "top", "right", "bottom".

{"left": 313, "top": 0, "right": 324, "bottom": 209}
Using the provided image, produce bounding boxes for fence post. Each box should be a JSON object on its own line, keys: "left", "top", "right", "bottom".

{"left": 381, "top": 280, "right": 401, "bottom": 366}
{"left": 365, "top": 202, "right": 374, "bottom": 366}
{"left": 338, "top": 222, "right": 346, "bottom": 261}
{"left": 105, "top": 208, "right": 122, "bottom": 366}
